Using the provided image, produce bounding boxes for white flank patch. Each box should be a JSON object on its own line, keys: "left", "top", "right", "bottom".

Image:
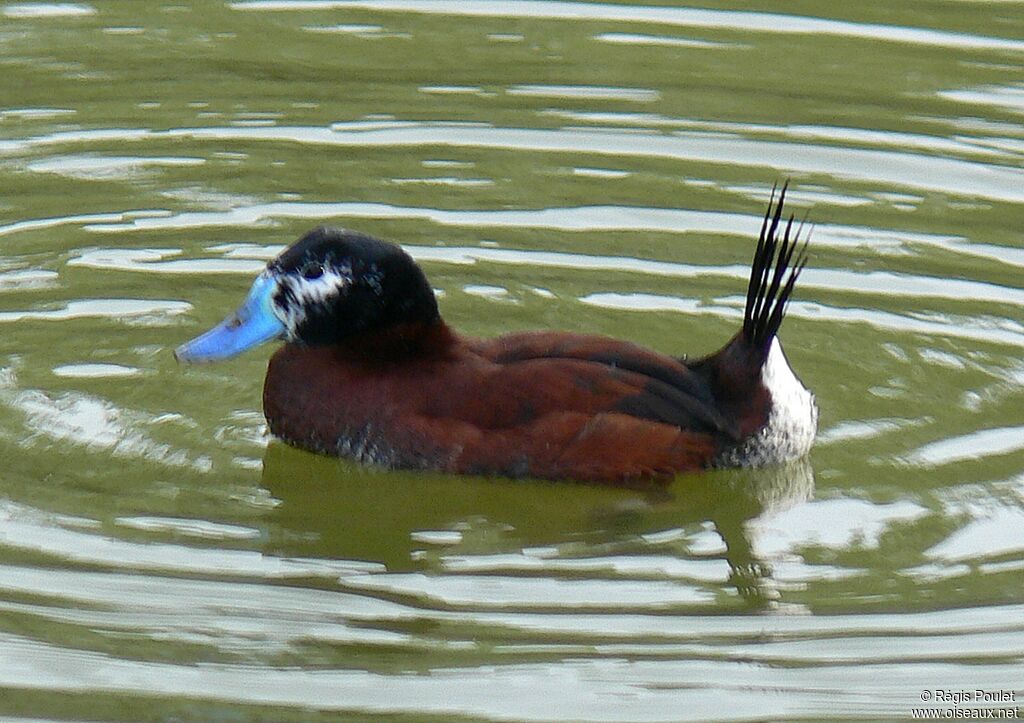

{"left": 716, "top": 338, "right": 818, "bottom": 467}
{"left": 761, "top": 339, "right": 819, "bottom": 458}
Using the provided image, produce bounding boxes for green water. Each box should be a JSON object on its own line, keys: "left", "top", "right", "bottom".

{"left": 0, "top": 1, "right": 1022, "bottom": 720}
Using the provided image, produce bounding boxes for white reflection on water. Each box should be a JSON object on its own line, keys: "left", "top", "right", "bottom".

{"left": 302, "top": 23, "right": 383, "bottom": 34}
{"left": 0, "top": 299, "right": 191, "bottom": 324}
{"left": 928, "top": 493, "right": 1024, "bottom": 563}
{"left": 114, "top": 516, "right": 262, "bottom": 540}
{"left": 0, "top": 269, "right": 59, "bottom": 291}
{"left": 507, "top": 84, "right": 660, "bottom": 102}
{"left": 437, "top": 552, "right": 732, "bottom": 583}
{"left": 51, "top": 363, "right": 142, "bottom": 378}
{"left": 340, "top": 571, "right": 716, "bottom": 607}
{"left": 462, "top": 284, "right": 512, "bottom": 302}
{"left": 0, "top": 107, "right": 75, "bottom": 119}
{"left": 390, "top": 175, "right": 493, "bottom": 187}
{"left": 817, "top": 419, "right": 916, "bottom": 445}
{"left": 938, "top": 85, "right": 1024, "bottom": 114}
{"left": 1, "top": 3, "right": 94, "bottom": 18}
{"left": 594, "top": 32, "right": 728, "bottom": 49}
{"left": 0, "top": 210, "right": 170, "bottom": 238}
{"left": 68, "top": 248, "right": 265, "bottom": 275}
{"left": 572, "top": 167, "right": 630, "bottom": 178}
{"left": 25, "top": 155, "right": 205, "bottom": 181}
{"left": 904, "top": 426, "right": 1024, "bottom": 467}
{"left": 4, "top": 389, "right": 210, "bottom": 471}
{"left": 749, "top": 498, "right": 928, "bottom": 556}
{"left": 101, "top": 26, "right": 145, "bottom": 35}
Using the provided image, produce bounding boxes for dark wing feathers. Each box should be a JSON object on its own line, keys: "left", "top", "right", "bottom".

{"left": 492, "top": 334, "right": 711, "bottom": 400}
{"left": 485, "top": 332, "right": 737, "bottom": 439}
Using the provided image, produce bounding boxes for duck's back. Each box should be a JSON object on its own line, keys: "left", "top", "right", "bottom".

{"left": 262, "top": 326, "right": 744, "bottom": 483}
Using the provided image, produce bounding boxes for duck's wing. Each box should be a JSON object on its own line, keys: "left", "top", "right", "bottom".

{"left": 451, "top": 331, "right": 740, "bottom": 440}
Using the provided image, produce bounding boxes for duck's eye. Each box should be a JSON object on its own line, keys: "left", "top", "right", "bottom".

{"left": 301, "top": 263, "right": 324, "bottom": 280}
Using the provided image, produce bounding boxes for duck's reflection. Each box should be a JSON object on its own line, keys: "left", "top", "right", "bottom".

{"left": 259, "top": 441, "right": 814, "bottom": 608}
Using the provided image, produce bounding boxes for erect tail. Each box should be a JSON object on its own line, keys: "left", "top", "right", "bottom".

{"left": 741, "top": 182, "right": 809, "bottom": 360}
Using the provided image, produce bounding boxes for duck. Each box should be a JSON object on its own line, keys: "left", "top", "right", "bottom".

{"left": 175, "top": 187, "right": 818, "bottom": 483}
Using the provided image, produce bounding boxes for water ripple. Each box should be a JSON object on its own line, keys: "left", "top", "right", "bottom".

{"left": 66, "top": 198, "right": 1006, "bottom": 268}
{"left": 67, "top": 240, "right": 1024, "bottom": 313}
{"left": 230, "top": 1, "right": 1024, "bottom": 52}
{"left": 581, "top": 294, "right": 1024, "bottom": 348}
{"left": 0, "top": 501, "right": 381, "bottom": 578}
{"left": 185, "top": 122, "right": 1024, "bottom": 203}
{"left": 8, "top": 121, "right": 1023, "bottom": 203}
{"left": 0, "top": 629, "right": 1020, "bottom": 720}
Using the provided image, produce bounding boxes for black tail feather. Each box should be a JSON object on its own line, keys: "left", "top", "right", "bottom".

{"left": 742, "top": 182, "right": 809, "bottom": 357}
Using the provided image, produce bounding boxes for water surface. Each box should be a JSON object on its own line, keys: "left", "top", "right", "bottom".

{"left": 0, "top": 1, "right": 1022, "bottom": 720}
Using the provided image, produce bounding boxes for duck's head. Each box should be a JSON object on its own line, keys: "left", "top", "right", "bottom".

{"left": 175, "top": 226, "right": 439, "bottom": 362}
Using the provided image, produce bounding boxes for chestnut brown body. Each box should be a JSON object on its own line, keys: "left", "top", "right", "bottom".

{"left": 264, "top": 323, "right": 775, "bottom": 483}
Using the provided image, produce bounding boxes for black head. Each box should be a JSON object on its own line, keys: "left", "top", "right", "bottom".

{"left": 267, "top": 226, "right": 439, "bottom": 345}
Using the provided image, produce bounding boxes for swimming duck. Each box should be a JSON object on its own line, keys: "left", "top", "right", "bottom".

{"left": 176, "top": 188, "right": 817, "bottom": 483}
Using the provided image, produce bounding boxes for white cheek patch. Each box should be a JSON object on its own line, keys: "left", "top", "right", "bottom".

{"left": 274, "top": 266, "right": 353, "bottom": 337}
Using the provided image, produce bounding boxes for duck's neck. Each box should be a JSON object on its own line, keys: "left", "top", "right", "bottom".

{"left": 329, "top": 319, "right": 458, "bottom": 363}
